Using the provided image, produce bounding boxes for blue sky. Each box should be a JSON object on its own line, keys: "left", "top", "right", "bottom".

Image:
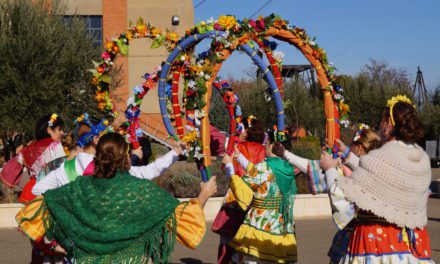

{"left": 194, "top": 0, "right": 440, "bottom": 90}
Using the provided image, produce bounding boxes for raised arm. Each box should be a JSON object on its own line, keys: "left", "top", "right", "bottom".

{"left": 320, "top": 152, "right": 356, "bottom": 229}
{"left": 283, "top": 150, "right": 310, "bottom": 173}
{"left": 129, "top": 150, "right": 179, "bottom": 180}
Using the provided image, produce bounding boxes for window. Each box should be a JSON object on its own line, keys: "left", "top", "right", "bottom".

{"left": 64, "top": 16, "right": 103, "bottom": 47}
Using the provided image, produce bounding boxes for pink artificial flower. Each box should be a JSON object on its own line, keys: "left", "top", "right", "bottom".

{"left": 249, "top": 20, "right": 257, "bottom": 30}
{"left": 213, "top": 23, "right": 222, "bottom": 30}
{"left": 101, "top": 52, "right": 111, "bottom": 61}
{"left": 257, "top": 19, "right": 265, "bottom": 31}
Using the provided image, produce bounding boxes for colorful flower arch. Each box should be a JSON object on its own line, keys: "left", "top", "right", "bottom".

{"left": 91, "top": 15, "right": 350, "bottom": 181}
{"left": 156, "top": 15, "right": 349, "bottom": 179}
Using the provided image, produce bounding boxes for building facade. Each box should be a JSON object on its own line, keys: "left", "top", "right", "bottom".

{"left": 65, "top": 0, "right": 194, "bottom": 114}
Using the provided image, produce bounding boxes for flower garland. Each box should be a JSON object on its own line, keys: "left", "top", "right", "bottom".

{"left": 183, "top": 14, "right": 349, "bottom": 127}
{"left": 179, "top": 52, "right": 216, "bottom": 161}
{"left": 213, "top": 78, "right": 243, "bottom": 154}
{"left": 118, "top": 67, "right": 160, "bottom": 147}
{"left": 90, "top": 18, "right": 179, "bottom": 115}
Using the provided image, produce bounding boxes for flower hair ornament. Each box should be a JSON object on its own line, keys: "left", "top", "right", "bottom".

{"left": 74, "top": 113, "right": 111, "bottom": 148}
{"left": 247, "top": 115, "right": 257, "bottom": 128}
{"left": 386, "top": 95, "right": 415, "bottom": 126}
{"left": 352, "top": 123, "right": 370, "bottom": 142}
{"left": 48, "top": 113, "right": 58, "bottom": 127}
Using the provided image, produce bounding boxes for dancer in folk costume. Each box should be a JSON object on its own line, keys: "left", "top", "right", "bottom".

{"left": 0, "top": 113, "right": 66, "bottom": 203}
{"left": 320, "top": 96, "right": 434, "bottom": 263}
{"left": 222, "top": 140, "right": 299, "bottom": 264}
{"left": 17, "top": 133, "right": 217, "bottom": 264}
{"left": 0, "top": 114, "right": 66, "bottom": 263}
{"left": 32, "top": 114, "right": 183, "bottom": 196}
{"left": 281, "top": 125, "right": 382, "bottom": 263}
{"left": 213, "top": 117, "right": 267, "bottom": 264}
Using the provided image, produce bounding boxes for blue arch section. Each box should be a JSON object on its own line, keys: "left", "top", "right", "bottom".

{"left": 158, "top": 30, "right": 284, "bottom": 139}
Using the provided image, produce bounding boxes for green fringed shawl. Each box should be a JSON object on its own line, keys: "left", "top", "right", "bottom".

{"left": 42, "top": 170, "right": 180, "bottom": 264}
{"left": 266, "top": 157, "right": 297, "bottom": 233}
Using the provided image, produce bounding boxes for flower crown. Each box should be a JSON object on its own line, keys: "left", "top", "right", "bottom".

{"left": 48, "top": 113, "right": 58, "bottom": 127}
{"left": 74, "top": 113, "right": 111, "bottom": 147}
{"left": 353, "top": 123, "right": 370, "bottom": 142}
{"left": 386, "top": 95, "right": 415, "bottom": 126}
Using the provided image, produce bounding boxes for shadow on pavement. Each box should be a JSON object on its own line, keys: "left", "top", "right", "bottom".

{"left": 179, "top": 258, "right": 212, "bottom": 264}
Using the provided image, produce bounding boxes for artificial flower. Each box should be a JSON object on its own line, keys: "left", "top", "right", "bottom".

{"left": 207, "top": 17, "right": 215, "bottom": 24}
{"left": 218, "top": 15, "right": 237, "bottom": 30}
{"left": 150, "top": 27, "right": 162, "bottom": 37}
{"left": 188, "top": 80, "right": 196, "bottom": 89}
{"left": 166, "top": 32, "right": 179, "bottom": 42}
{"left": 101, "top": 52, "right": 111, "bottom": 61}
{"left": 133, "top": 85, "right": 143, "bottom": 94}
{"left": 339, "top": 101, "right": 350, "bottom": 115}
{"left": 273, "top": 18, "right": 287, "bottom": 29}
{"left": 125, "top": 31, "right": 133, "bottom": 40}
{"left": 136, "top": 24, "right": 147, "bottom": 35}
{"left": 95, "top": 91, "right": 106, "bottom": 101}
{"left": 104, "top": 41, "right": 114, "bottom": 52}
{"left": 97, "top": 66, "right": 105, "bottom": 74}
{"left": 272, "top": 50, "right": 285, "bottom": 63}
{"left": 182, "top": 130, "right": 197, "bottom": 144}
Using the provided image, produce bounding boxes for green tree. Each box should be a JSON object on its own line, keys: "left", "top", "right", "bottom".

{"left": 209, "top": 89, "right": 229, "bottom": 132}
{"left": 340, "top": 59, "right": 413, "bottom": 128}
{"left": 420, "top": 103, "right": 440, "bottom": 140}
{"left": 0, "top": 0, "right": 102, "bottom": 140}
{"left": 432, "top": 86, "right": 440, "bottom": 106}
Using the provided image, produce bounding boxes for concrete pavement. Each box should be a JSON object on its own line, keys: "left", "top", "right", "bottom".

{"left": 1, "top": 197, "right": 439, "bottom": 263}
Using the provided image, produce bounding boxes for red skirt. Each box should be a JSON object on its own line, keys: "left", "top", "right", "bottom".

{"left": 341, "top": 222, "right": 433, "bottom": 263}
{"left": 18, "top": 177, "right": 37, "bottom": 203}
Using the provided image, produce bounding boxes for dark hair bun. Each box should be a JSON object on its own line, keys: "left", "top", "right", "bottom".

{"left": 94, "top": 133, "right": 130, "bottom": 179}
{"left": 246, "top": 119, "right": 265, "bottom": 143}
{"left": 391, "top": 102, "right": 424, "bottom": 143}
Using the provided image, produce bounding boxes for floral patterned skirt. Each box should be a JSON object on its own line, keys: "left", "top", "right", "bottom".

{"left": 340, "top": 222, "right": 433, "bottom": 264}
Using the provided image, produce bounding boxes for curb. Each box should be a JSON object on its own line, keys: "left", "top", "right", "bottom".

{"left": 1, "top": 194, "right": 331, "bottom": 228}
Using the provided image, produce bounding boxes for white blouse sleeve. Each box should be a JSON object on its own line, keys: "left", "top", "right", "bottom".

{"left": 32, "top": 164, "right": 69, "bottom": 195}
{"left": 129, "top": 150, "right": 179, "bottom": 180}
{"left": 343, "top": 153, "right": 360, "bottom": 170}
{"left": 325, "top": 167, "right": 356, "bottom": 230}
{"left": 283, "top": 150, "right": 309, "bottom": 173}
{"left": 224, "top": 163, "right": 235, "bottom": 177}
{"left": 237, "top": 153, "right": 250, "bottom": 171}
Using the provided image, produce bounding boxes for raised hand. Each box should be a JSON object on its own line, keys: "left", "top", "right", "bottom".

{"left": 197, "top": 176, "right": 218, "bottom": 208}
{"left": 319, "top": 151, "right": 340, "bottom": 171}
{"left": 132, "top": 146, "right": 143, "bottom": 160}
{"left": 222, "top": 153, "right": 233, "bottom": 165}
{"left": 172, "top": 141, "right": 187, "bottom": 156}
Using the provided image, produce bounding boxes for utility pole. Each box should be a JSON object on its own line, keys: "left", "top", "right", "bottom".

{"left": 413, "top": 66, "right": 428, "bottom": 110}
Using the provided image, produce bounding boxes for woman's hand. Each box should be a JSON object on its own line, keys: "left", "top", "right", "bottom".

{"left": 53, "top": 245, "right": 67, "bottom": 255}
{"left": 319, "top": 151, "right": 340, "bottom": 171}
{"left": 132, "top": 146, "right": 143, "bottom": 160}
{"left": 232, "top": 146, "right": 240, "bottom": 159}
{"left": 222, "top": 153, "right": 233, "bottom": 165}
{"left": 321, "top": 139, "right": 349, "bottom": 157}
{"left": 197, "top": 176, "right": 217, "bottom": 208}
{"left": 335, "top": 139, "right": 348, "bottom": 154}
{"left": 172, "top": 141, "right": 186, "bottom": 156}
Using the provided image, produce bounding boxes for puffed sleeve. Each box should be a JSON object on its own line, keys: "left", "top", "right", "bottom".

{"left": 174, "top": 199, "right": 206, "bottom": 249}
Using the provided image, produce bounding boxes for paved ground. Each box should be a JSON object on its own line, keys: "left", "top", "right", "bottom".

{"left": 1, "top": 197, "right": 439, "bottom": 263}
{"left": 1, "top": 170, "right": 439, "bottom": 263}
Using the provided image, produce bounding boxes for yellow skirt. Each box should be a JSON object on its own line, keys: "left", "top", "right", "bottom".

{"left": 229, "top": 224, "right": 297, "bottom": 263}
